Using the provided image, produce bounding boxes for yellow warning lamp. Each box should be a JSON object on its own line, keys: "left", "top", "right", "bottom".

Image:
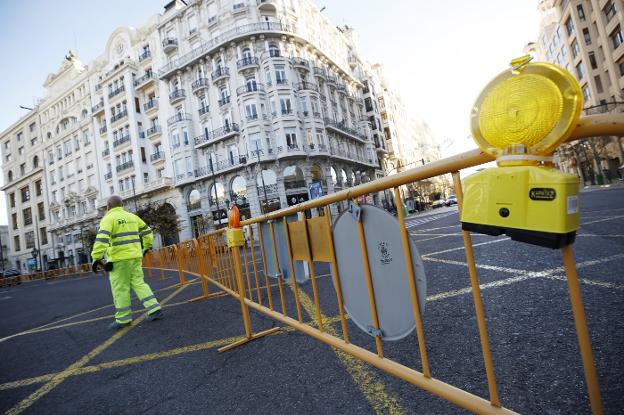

{"left": 461, "top": 56, "right": 583, "bottom": 248}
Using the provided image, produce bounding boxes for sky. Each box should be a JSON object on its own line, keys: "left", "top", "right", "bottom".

{"left": 0, "top": 0, "right": 540, "bottom": 224}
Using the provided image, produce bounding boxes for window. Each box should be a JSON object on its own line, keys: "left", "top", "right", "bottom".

{"left": 605, "top": 1, "right": 616, "bottom": 23}
{"left": 23, "top": 207, "right": 32, "bottom": 226}
{"left": 13, "top": 236, "right": 20, "bottom": 252}
{"left": 40, "top": 228, "right": 48, "bottom": 245}
{"left": 12, "top": 213, "right": 18, "bottom": 230}
{"left": 577, "top": 4, "right": 585, "bottom": 21}
{"left": 611, "top": 26, "right": 624, "bottom": 49}
{"left": 285, "top": 127, "right": 297, "bottom": 148}
{"left": 228, "top": 145, "right": 239, "bottom": 165}
{"left": 38, "top": 202, "right": 45, "bottom": 220}
{"left": 565, "top": 17, "right": 574, "bottom": 36}
{"left": 275, "top": 65, "right": 287, "bottom": 84}
{"left": 20, "top": 163, "right": 26, "bottom": 176}
{"left": 182, "top": 127, "right": 189, "bottom": 145}
{"left": 17, "top": 132, "right": 23, "bottom": 142}
{"left": 171, "top": 131, "right": 180, "bottom": 147}
{"left": 583, "top": 28, "right": 591, "bottom": 45}
{"left": 35, "top": 180, "right": 42, "bottom": 196}
{"left": 25, "top": 231, "right": 35, "bottom": 249}
{"left": 280, "top": 97, "right": 292, "bottom": 115}
{"left": 619, "top": 59, "right": 624, "bottom": 76}
{"left": 29, "top": 122, "right": 36, "bottom": 132}
{"left": 18, "top": 146, "right": 24, "bottom": 155}
{"left": 21, "top": 186, "right": 30, "bottom": 202}
{"left": 582, "top": 84, "right": 591, "bottom": 101}
{"left": 571, "top": 40, "right": 580, "bottom": 58}
{"left": 249, "top": 132, "right": 262, "bottom": 153}
{"left": 9, "top": 192, "right": 15, "bottom": 208}
{"left": 245, "top": 102, "right": 258, "bottom": 120}
{"left": 595, "top": 75, "right": 604, "bottom": 94}
{"left": 30, "top": 137, "right": 38, "bottom": 146}
{"left": 589, "top": 52, "right": 598, "bottom": 70}
{"left": 269, "top": 43, "right": 280, "bottom": 57}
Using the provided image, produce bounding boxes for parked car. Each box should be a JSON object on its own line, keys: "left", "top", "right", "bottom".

{"left": 432, "top": 200, "right": 446, "bottom": 209}
{"left": 445, "top": 195, "right": 458, "bottom": 206}
{"left": 0, "top": 269, "right": 22, "bottom": 287}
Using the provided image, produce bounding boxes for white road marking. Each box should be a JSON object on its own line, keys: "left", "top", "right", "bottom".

{"left": 422, "top": 237, "right": 509, "bottom": 257}
{"left": 405, "top": 211, "right": 457, "bottom": 229}
{"left": 0, "top": 296, "right": 11, "bottom": 301}
{"left": 582, "top": 215, "right": 624, "bottom": 225}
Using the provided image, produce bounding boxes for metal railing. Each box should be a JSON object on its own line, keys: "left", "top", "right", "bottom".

{"left": 211, "top": 67, "right": 230, "bottom": 81}
{"left": 194, "top": 124, "right": 240, "bottom": 147}
{"left": 237, "top": 56, "right": 259, "bottom": 69}
{"left": 146, "top": 125, "right": 161, "bottom": 136}
{"left": 143, "top": 113, "right": 624, "bottom": 415}
{"left": 192, "top": 78, "right": 210, "bottom": 91}
{"left": 112, "top": 134, "right": 131, "bottom": 148}
{"left": 144, "top": 99, "right": 158, "bottom": 112}
{"left": 108, "top": 85, "right": 125, "bottom": 99}
{"left": 110, "top": 109, "right": 128, "bottom": 124}
{"left": 150, "top": 151, "right": 165, "bottom": 162}
{"left": 134, "top": 72, "right": 156, "bottom": 87}
{"left": 167, "top": 113, "right": 192, "bottom": 125}
{"left": 169, "top": 89, "right": 186, "bottom": 103}
{"left": 236, "top": 83, "right": 265, "bottom": 95}
{"left": 139, "top": 50, "right": 151, "bottom": 62}
{"left": 116, "top": 161, "right": 134, "bottom": 173}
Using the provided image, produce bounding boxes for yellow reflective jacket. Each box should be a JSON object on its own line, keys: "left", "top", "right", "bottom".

{"left": 91, "top": 207, "right": 153, "bottom": 262}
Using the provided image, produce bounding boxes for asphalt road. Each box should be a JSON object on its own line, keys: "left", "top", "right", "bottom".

{"left": 0, "top": 185, "right": 622, "bottom": 414}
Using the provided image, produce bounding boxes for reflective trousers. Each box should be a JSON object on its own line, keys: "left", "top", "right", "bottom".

{"left": 109, "top": 258, "right": 161, "bottom": 324}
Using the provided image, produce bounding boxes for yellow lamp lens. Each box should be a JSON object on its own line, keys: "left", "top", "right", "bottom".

{"left": 471, "top": 62, "right": 582, "bottom": 157}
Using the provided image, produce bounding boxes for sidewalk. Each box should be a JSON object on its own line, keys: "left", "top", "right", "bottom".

{"left": 580, "top": 180, "right": 624, "bottom": 192}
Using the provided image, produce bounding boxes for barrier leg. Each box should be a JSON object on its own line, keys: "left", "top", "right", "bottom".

{"left": 218, "top": 245, "right": 281, "bottom": 352}
{"left": 188, "top": 239, "right": 225, "bottom": 303}
{"left": 561, "top": 245, "right": 603, "bottom": 414}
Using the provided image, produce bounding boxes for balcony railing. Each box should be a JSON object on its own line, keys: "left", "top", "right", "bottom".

{"left": 237, "top": 56, "right": 260, "bottom": 69}
{"left": 91, "top": 101, "right": 104, "bottom": 113}
{"left": 108, "top": 85, "right": 126, "bottom": 99}
{"left": 236, "top": 83, "right": 265, "bottom": 96}
{"left": 102, "top": 148, "right": 110, "bottom": 157}
{"left": 116, "top": 161, "right": 134, "bottom": 173}
{"left": 211, "top": 67, "right": 230, "bottom": 82}
{"left": 146, "top": 125, "right": 161, "bottom": 136}
{"left": 218, "top": 96, "right": 231, "bottom": 107}
{"left": 291, "top": 57, "right": 309, "bottom": 69}
{"left": 158, "top": 22, "right": 295, "bottom": 78}
{"left": 294, "top": 81, "right": 319, "bottom": 92}
{"left": 162, "top": 38, "right": 178, "bottom": 52}
{"left": 233, "top": 2, "right": 248, "bottom": 12}
{"left": 110, "top": 109, "right": 128, "bottom": 124}
{"left": 169, "top": 89, "right": 186, "bottom": 103}
{"left": 144, "top": 99, "right": 158, "bottom": 112}
{"left": 191, "top": 78, "right": 210, "bottom": 92}
{"left": 313, "top": 67, "right": 327, "bottom": 78}
{"left": 194, "top": 123, "right": 240, "bottom": 147}
{"left": 198, "top": 106, "right": 210, "bottom": 116}
{"left": 324, "top": 118, "right": 367, "bottom": 142}
{"left": 104, "top": 172, "right": 112, "bottom": 181}
{"left": 326, "top": 75, "right": 337, "bottom": 84}
{"left": 134, "top": 72, "right": 156, "bottom": 87}
{"left": 150, "top": 151, "right": 165, "bottom": 162}
{"left": 336, "top": 84, "right": 347, "bottom": 94}
{"left": 99, "top": 126, "right": 108, "bottom": 134}
{"left": 167, "top": 113, "right": 191, "bottom": 125}
{"left": 113, "top": 134, "right": 131, "bottom": 148}
{"left": 139, "top": 50, "right": 151, "bottom": 62}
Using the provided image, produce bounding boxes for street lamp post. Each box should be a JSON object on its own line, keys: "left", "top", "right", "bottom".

{"left": 255, "top": 141, "right": 269, "bottom": 214}
{"left": 209, "top": 156, "right": 221, "bottom": 226}
{"left": 130, "top": 176, "right": 139, "bottom": 212}
{"left": 34, "top": 215, "right": 43, "bottom": 271}
{"left": 0, "top": 229, "right": 5, "bottom": 272}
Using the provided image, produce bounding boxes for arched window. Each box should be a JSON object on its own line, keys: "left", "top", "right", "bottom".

{"left": 230, "top": 176, "right": 247, "bottom": 202}
{"left": 283, "top": 165, "right": 305, "bottom": 190}
{"left": 7, "top": 170, "right": 13, "bottom": 182}
{"left": 341, "top": 169, "right": 348, "bottom": 186}
{"left": 188, "top": 189, "right": 201, "bottom": 210}
{"left": 81, "top": 109, "right": 88, "bottom": 119}
{"left": 256, "top": 169, "right": 277, "bottom": 194}
{"left": 33, "top": 156, "right": 39, "bottom": 168}
{"left": 310, "top": 164, "right": 323, "bottom": 182}
{"left": 242, "top": 47, "right": 252, "bottom": 59}
{"left": 330, "top": 167, "right": 337, "bottom": 186}
{"left": 209, "top": 182, "right": 225, "bottom": 206}
{"left": 268, "top": 43, "right": 280, "bottom": 58}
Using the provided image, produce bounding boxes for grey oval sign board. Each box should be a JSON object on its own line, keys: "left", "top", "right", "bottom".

{"left": 332, "top": 204, "right": 427, "bottom": 341}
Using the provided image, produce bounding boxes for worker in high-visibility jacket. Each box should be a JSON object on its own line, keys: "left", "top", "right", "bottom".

{"left": 91, "top": 195, "right": 163, "bottom": 329}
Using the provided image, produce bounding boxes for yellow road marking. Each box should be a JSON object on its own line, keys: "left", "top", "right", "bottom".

{"left": 6, "top": 283, "right": 189, "bottom": 415}
{"left": 0, "top": 316, "right": 343, "bottom": 392}
{"left": 295, "top": 288, "right": 404, "bottom": 415}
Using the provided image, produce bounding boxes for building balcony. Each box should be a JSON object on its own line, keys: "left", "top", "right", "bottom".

{"left": 110, "top": 109, "right": 128, "bottom": 125}
{"left": 326, "top": 75, "right": 337, "bottom": 85}
{"left": 138, "top": 50, "right": 151, "bottom": 62}
{"left": 191, "top": 78, "right": 210, "bottom": 94}
{"left": 236, "top": 56, "right": 260, "bottom": 72}
{"left": 271, "top": 109, "right": 296, "bottom": 119}
{"left": 313, "top": 67, "right": 327, "bottom": 79}
{"left": 118, "top": 176, "right": 174, "bottom": 200}
{"left": 158, "top": 22, "right": 294, "bottom": 79}
{"left": 150, "top": 151, "right": 165, "bottom": 163}
{"left": 308, "top": 143, "right": 329, "bottom": 156}
{"left": 336, "top": 84, "right": 347, "bottom": 94}
{"left": 104, "top": 172, "right": 113, "bottom": 181}
{"left": 134, "top": 72, "right": 157, "bottom": 89}
{"left": 324, "top": 118, "right": 367, "bottom": 143}
{"left": 146, "top": 125, "right": 161, "bottom": 137}
{"left": 236, "top": 83, "right": 265, "bottom": 96}
{"left": 167, "top": 112, "right": 192, "bottom": 126}
{"left": 198, "top": 106, "right": 210, "bottom": 117}
{"left": 102, "top": 148, "right": 110, "bottom": 157}
{"left": 92, "top": 100, "right": 105, "bottom": 114}
{"left": 169, "top": 89, "right": 186, "bottom": 104}
{"left": 218, "top": 96, "right": 231, "bottom": 107}
{"left": 112, "top": 134, "right": 131, "bottom": 148}
{"left": 194, "top": 156, "right": 247, "bottom": 179}
{"left": 99, "top": 126, "right": 108, "bottom": 135}
{"left": 144, "top": 99, "right": 158, "bottom": 113}
{"left": 194, "top": 123, "right": 240, "bottom": 149}
{"left": 116, "top": 161, "right": 134, "bottom": 173}
{"left": 162, "top": 38, "right": 178, "bottom": 53}
{"left": 294, "top": 81, "right": 319, "bottom": 92}
{"left": 108, "top": 85, "right": 126, "bottom": 99}
{"left": 211, "top": 67, "right": 230, "bottom": 84}
{"left": 276, "top": 143, "right": 307, "bottom": 159}
{"left": 291, "top": 57, "right": 310, "bottom": 71}
{"left": 245, "top": 114, "right": 269, "bottom": 123}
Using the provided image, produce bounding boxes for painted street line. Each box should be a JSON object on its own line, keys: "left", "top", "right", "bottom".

{"left": 422, "top": 238, "right": 509, "bottom": 257}
{"left": 581, "top": 215, "right": 624, "bottom": 225}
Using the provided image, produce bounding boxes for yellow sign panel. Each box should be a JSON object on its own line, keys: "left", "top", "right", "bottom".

{"left": 287, "top": 220, "right": 309, "bottom": 261}
{"left": 307, "top": 216, "right": 332, "bottom": 263}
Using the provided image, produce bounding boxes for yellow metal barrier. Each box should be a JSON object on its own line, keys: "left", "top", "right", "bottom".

{"left": 137, "top": 114, "right": 623, "bottom": 413}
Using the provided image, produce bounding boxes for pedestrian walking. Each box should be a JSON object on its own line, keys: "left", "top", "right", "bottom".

{"left": 602, "top": 168, "right": 612, "bottom": 184}
{"left": 91, "top": 195, "right": 163, "bottom": 329}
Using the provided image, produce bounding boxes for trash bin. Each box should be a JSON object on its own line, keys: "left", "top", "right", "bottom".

{"left": 596, "top": 174, "right": 604, "bottom": 185}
